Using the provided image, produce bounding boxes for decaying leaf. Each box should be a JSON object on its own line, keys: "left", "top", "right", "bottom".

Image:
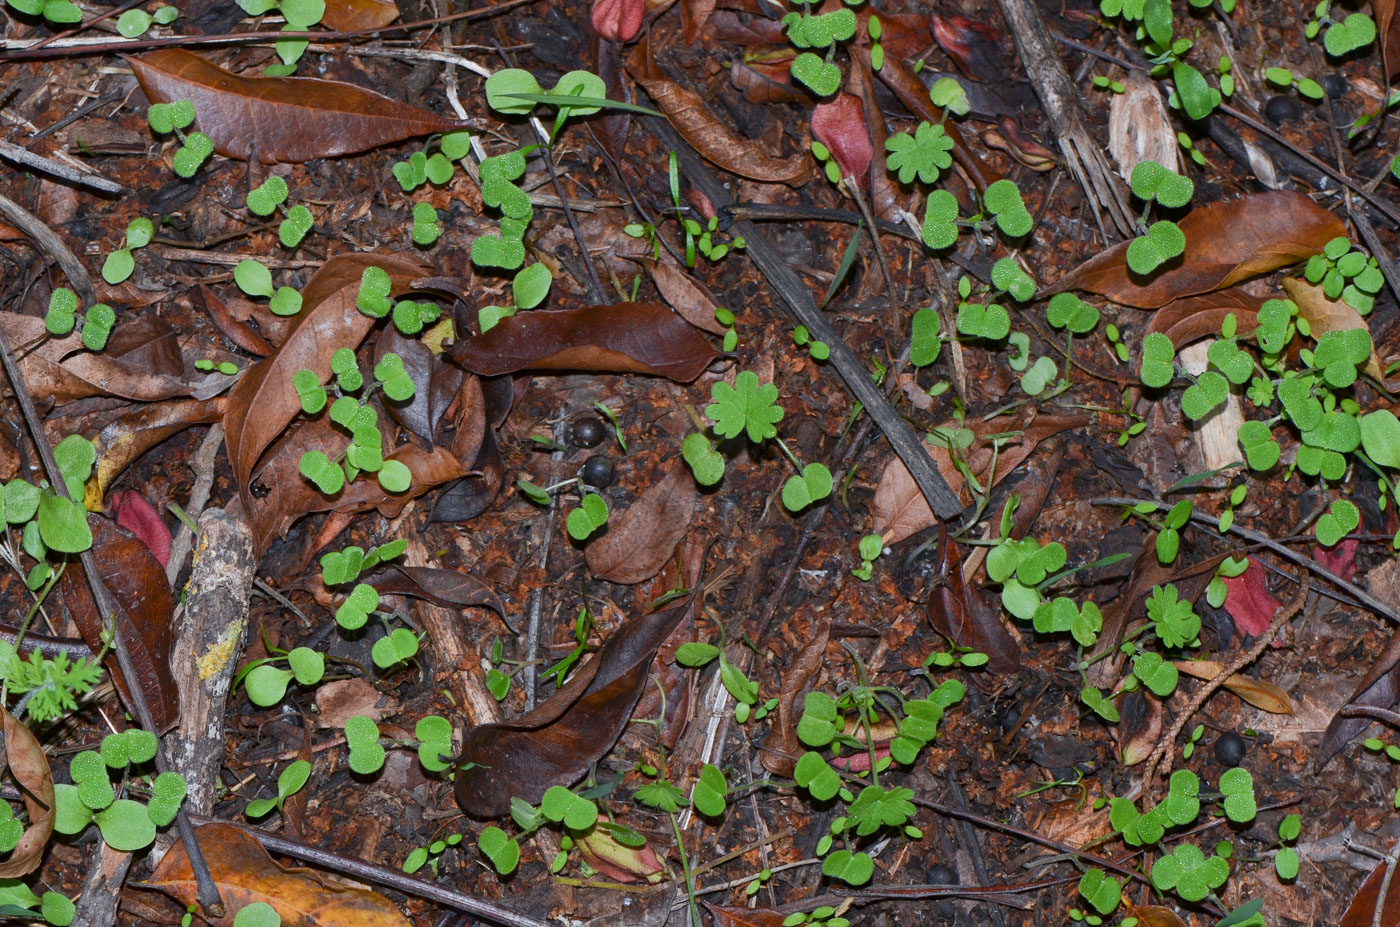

{"left": 1142, "top": 289, "right": 1264, "bottom": 353}
{"left": 129, "top": 50, "right": 469, "bottom": 163}
{"left": 702, "top": 905, "right": 788, "bottom": 927}
{"left": 321, "top": 0, "right": 399, "bottom": 31}
{"left": 1341, "top": 850, "right": 1400, "bottom": 927}
{"left": 627, "top": 38, "right": 811, "bottom": 186}
{"left": 224, "top": 251, "right": 432, "bottom": 502}
{"left": 64, "top": 516, "right": 179, "bottom": 731}
{"left": 871, "top": 413, "right": 1087, "bottom": 545}
{"left": 142, "top": 823, "right": 411, "bottom": 927}
{"left": 810, "top": 93, "right": 873, "bottom": 188}
{"left": 643, "top": 259, "right": 729, "bottom": 335}
{"left": 1174, "top": 660, "right": 1293, "bottom": 714}
{"left": 1282, "top": 276, "right": 1387, "bottom": 382}
{"left": 89, "top": 397, "right": 225, "bottom": 499}
{"left": 455, "top": 596, "right": 696, "bottom": 817}
{"left": 1117, "top": 690, "right": 1163, "bottom": 765}
{"left": 1109, "top": 72, "right": 1179, "bottom": 180}
{"left": 367, "top": 564, "right": 508, "bottom": 626}
{"left": 761, "top": 622, "right": 830, "bottom": 777}
{"left": 1220, "top": 558, "right": 1280, "bottom": 637}
{"left": 448, "top": 303, "right": 718, "bottom": 382}
{"left": 585, "top": 461, "right": 697, "bottom": 584}
{"left": 1053, "top": 192, "right": 1346, "bottom": 309}
{"left": 0, "top": 708, "right": 55, "bottom": 878}
{"left": 927, "top": 524, "right": 1020, "bottom": 673}
{"left": 110, "top": 491, "right": 173, "bottom": 568}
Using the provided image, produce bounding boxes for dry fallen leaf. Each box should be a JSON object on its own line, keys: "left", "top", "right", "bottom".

{"left": 1175, "top": 660, "right": 1294, "bottom": 714}
{"left": 585, "top": 461, "right": 698, "bottom": 584}
{"left": 1282, "top": 275, "right": 1387, "bottom": 382}
{"left": 0, "top": 708, "right": 54, "bottom": 878}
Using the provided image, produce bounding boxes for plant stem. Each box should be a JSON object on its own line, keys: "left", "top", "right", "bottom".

{"left": 668, "top": 811, "right": 702, "bottom": 927}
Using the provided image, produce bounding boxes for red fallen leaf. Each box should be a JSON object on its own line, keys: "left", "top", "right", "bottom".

{"left": 1314, "top": 536, "right": 1358, "bottom": 582}
{"left": 455, "top": 596, "right": 696, "bottom": 817}
{"left": 833, "top": 742, "right": 892, "bottom": 772}
{"left": 1341, "top": 849, "right": 1400, "bottom": 926}
{"left": 729, "top": 57, "right": 809, "bottom": 106}
{"left": 109, "top": 491, "right": 172, "bottom": 568}
{"left": 593, "top": 0, "right": 645, "bottom": 41}
{"left": 1051, "top": 191, "right": 1346, "bottom": 309}
{"left": 64, "top": 516, "right": 179, "bottom": 731}
{"left": 981, "top": 117, "right": 1057, "bottom": 172}
{"left": 702, "top": 904, "right": 788, "bottom": 927}
{"left": 128, "top": 49, "right": 472, "bottom": 163}
{"left": 932, "top": 12, "right": 1004, "bottom": 77}
{"left": 1222, "top": 559, "right": 1280, "bottom": 637}
{"left": 811, "top": 93, "right": 873, "bottom": 190}
{"left": 196, "top": 285, "right": 272, "bottom": 357}
{"left": 927, "top": 524, "right": 1021, "bottom": 673}
{"left": 576, "top": 829, "right": 665, "bottom": 883}
{"left": 448, "top": 303, "right": 718, "bottom": 382}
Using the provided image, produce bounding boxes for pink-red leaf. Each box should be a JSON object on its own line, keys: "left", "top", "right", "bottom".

{"left": 110, "top": 490, "right": 172, "bottom": 568}
{"left": 1221, "top": 559, "right": 1280, "bottom": 637}
{"left": 811, "top": 93, "right": 873, "bottom": 188}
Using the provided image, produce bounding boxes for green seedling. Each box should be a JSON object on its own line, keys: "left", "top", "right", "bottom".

{"left": 1304, "top": 236, "right": 1385, "bottom": 314}
{"left": 4, "top": 0, "right": 81, "bottom": 24}
{"left": 566, "top": 493, "right": 609, "bottom": 541}
{"left": 236, "top": 0, "right": 324, "bottom": 71}
{"left": 372, "top": 627, "right": 421, "bottom": 670}
{"left": 54, "top": 746, "right": 186, "bottom": 852}
{"left": 885, "top": 122, "right": 954, "bottom": 186}
{"left": 675, "top": 635, "right": 771, "bottom": 724}
{"left": 244, "top": 760, "right": 311, "bottom": 819}
{"left": 344, "top": 715, "right": 386, "bottom": 774}
{"left": 239, "top": 646, "right": 325, "bottom": 707}
{"left": 1264, "top": 66, "right": 1325, "bottom": 101}
{"left": 415, "top": 715, "right": 453, "bottom": 772}
{"left": 116, "top": 3, "right": 177, "bottom": 36}
{"left": 1155, "top": 499, "right": 1192, "bottom": 564}
{"left": 101, "top": 217, "right": 154, "bottom": 285}
{"left": 1306, "top": 1, "right": 1377, "bottom": 56}
{"left": 981, "top": 179, "right": 1033, "bottom": 238}
{"left": 851, "top": 533, "right": 883, "bottom": 581}
{"left": 403, "top": 832, "right": 464, "bottom": 877}
{"left": 1145, "top": 583, "right": 1200, "bottom": 648}
{"left": 44, "top": 288, "right": 116, "bottom": 351}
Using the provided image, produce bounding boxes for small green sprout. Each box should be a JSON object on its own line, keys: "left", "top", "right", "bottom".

{"left": 885, "top": 122, "right": 954, "bottom": 185}
{"left": 244, "top": 760, "right": 311, "bottom": 818}
{"left": 344, "top": 716, "right": 386, "bottom": 774}
{"left": 566, "top": 493, "right": 609, "bottom": 541}
{"left": 101, "top": 217, "right": 154, "bottom": 285}
{"left": 982, "top": 180, "right": 1033, "bottom": 238}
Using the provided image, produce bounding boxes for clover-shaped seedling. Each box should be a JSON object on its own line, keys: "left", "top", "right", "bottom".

{"left": 796, "top": 691, "right": 840, "bottom": 747}
{"left": 785, "top": 8, "right": 857, "bottom": 48}
{"left": 70, "top": 751, "right": 114, "bottom": 812}
{"left": 142, "top": 770, "right": 186, "bottom": 828}
{"left": 885, "top": 121, "right": 954, "bottom": 186}
{"left": 334, "top": 582, "right": 379, "bottom": 631}
{"left": 345, "top": 716, "right": 386, "bottom": 774}
{"left": 681, "top": 433, "right": 725, "bottom": 486}
{"left": 907, "top": 306, "right": 942, "bottom": 367}
{"left": 1127, "top": 220, "right": 1186, "bottom": 275}
{"left": 794, "top": 752, "right": 842, "bottom": 801}
{"left": 472, "top": 232, "right": 527, "bottom": 270}
{"left": 930, "top": 76, "right": 970, "bottom": 116}
{"left": 1078, "top": 869, "right": 1122, "bottom": 917}
{"left": 477, "top": 825, "right": 520, "bottom": 876}
{"left": 53, "top": 434, "right": 95, "bottom": 500}
{"left": 1276, "top": 813, "right": 1302, "bottom": 880}
{"left": 782, "top": 463, "right": 833, "bottom": 512}
{"left": 44, "top": 287, "right": 78, "bottom": 337}
{"left": 1302, "top": 411, "right": 1360, "bottom": 459}
{"left": 290, "top": 370, "right": 327, "bottom": 415}
{"left": 1207, "top": 337, "right": 1253, "bottom": 385}
{"left": 372, "top": 627, "right": 420, "bottom": 669}
{"left": 246, "top": 175, "right": 288, "bottom": 216}
{"left": 1161, "top": 769, "right": 1201, "bottom": 826}
{"left": 1152, "top": 843, "right": 1228, "bottom": 902}
{"left": 357, "top": 265, "right": 393, "bottom": 318}
{"left": 921, "top": 189, "right": 959, "bottom": 249}
{"left": 1129, "top": 160, "right": 1194, "bottom": 208}
{"left": 415, "top": 715, "right": 453, "bottom": 772}
{"left": 246, "top": 761, "right": 312, "bottom": 823}
{"left": 790, "top": 52, "right": 842, "bottom": 97}
{"left": 1278, "top": 375, "right": 1323, "bottom": 432}
{"left": 244, "top": 647, "right": 324, "bottom": 707}
{"left": 173, "top": 132, "right": 214, "bottom": 178}
{"left": 821, "top": 848, "right": 874, "bottom": 886}
{"left": 278, "top": 204, "right": 313, "bottom": 248}
{"left": 479, "top": 151, "right": 531, "bottom": 220}
{"left": 982, "top": 179, "right": 1033, "bottom": 237}
{"left": 298, "top": 450, "right": 344, "bottom": 495}
{"left": 147, "top": 99, "right": 195, "bottom": 136}
{"left": 1180, "top": 369, "right": 1227, "bottom": 421}
{"left": 99, "top": 729, "right": 158, "bottom": 770}
{"left": 987, "top": 537, "right": 1067, "bottom": 586}
{"left": 1031, "top": 597, "right": 1101, "bottom": 647}
{"left": 411, "top": 202, "right": 441, "bottom": 246}
{"left": 1315, "top": 498, "right": 1359, "bottom": 547}
{"left": 566, "top": 493, "right": 609, "bottom": 541}
{"left": 990, "top": 257, "right": 1034, "bottom": 302}
{"left": 1020, "top": 356, "right": 1058, "bottom": 396}
{"left": 956, "top": 302, "right": 1010, "bottom": 341}
{"left": 707, "top": 370, "right": 784, "bottom": 443}
{"left": 1310, "top": 328, "right": 1371, "bottom": 388}
{"left": 102, "top": 217, "right": 154, "bottom": 285}
{"left": 1255, "top": 298, "right": 1295, "bottom": 354}
{"left": 1217, "top": 766, "right": 1256, "bottom": 823}
{"left": 1045, "top": 292, "right": 1098, "bottom": 333}
{"left": 1154, "top": 499, "right": 1192, "bottom": 564}
{"left": 373, "top": 353, "right": 416, "bottom": 402}
{"left": 390, "top": 299, "right": 442, "bottom": 336}
{"left": 1147, "top": 583, "right": 1200, "bottom": 648}
{"left": 1132, "top": 651, "right": 1179, "bottom": 697}
{"left": 690, "top": 764, "right": 728, "bottom": 818}
{"left": 1237, "top": 420, "right": 1279, "bottom": 471}
{"left": 1324, "top": 12, "right": 1378, "bottom": 57}
{"left": 541, "top": 785, "right": 598, "bottom": 831}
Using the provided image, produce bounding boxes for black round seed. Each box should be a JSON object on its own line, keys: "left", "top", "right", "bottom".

{"left": 570, "top": 416, "right": 605, "bottom": 449}
{"left": 580, "top": 455, "right": 615, "bottom": 489}
{"left": 1215, "top": 731, "right": 1247, "bottom": 767}
{"left": 1323, "top": 73, "right": 1349, "bottom": 101}
{"left": 1263, "top": 95, "right": 1302, "bottom": 125}
{"left": 928, "top": 863, "right": 959, "bottom": 886}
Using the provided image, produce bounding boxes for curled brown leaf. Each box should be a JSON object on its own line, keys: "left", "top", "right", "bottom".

{"left": 584, "top": 461, "right": 698, "bottom": 584}
{"left": 0, "top": 708, "right": 54, "bottom": 877}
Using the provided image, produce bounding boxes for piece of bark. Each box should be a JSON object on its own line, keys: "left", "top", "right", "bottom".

{"left": 1178, "top": 341, "right": 1245, "bottom": 473}
{"left": 994, "top": 0, "right": 1133, "bottom": 238}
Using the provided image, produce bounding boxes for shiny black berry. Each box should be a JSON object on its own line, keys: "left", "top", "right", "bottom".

{"left": 580, "top": 455, "right": 615, "bottom": 489}
{"left": 1263, "top": 95, "right": 1302, "bottom": 126}
{"left": 570, "top": 416, "right": 606, "bottom": 449}
{"left": 1215, "top": 731, "right": 1247, "bottom": 767}
{"left": 928, "top": 863, "right": 959, "bottom": 886}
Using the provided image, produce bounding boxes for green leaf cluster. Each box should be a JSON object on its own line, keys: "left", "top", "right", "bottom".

{"left": 45, "top": 288, "right": 116, "bottom": 351}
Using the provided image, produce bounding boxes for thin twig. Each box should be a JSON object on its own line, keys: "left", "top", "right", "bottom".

{"left": 0, "top": 190, "right": 96, "bottom": 305}
{"left": 0, "top": 140, "right": 124, "bottom": 194}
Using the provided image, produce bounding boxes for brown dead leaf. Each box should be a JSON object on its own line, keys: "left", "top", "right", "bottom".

{"left": 455, "top": 596, "right": 696, "bottom": 817}
{"left": 1054, "top": 192, "right": 1346, "bottom": 309}
{"left": 585, "top": 462, "right": 697, "bottom": 584}
{"left": 197, "top": 285, "right": 273, "bottom": 356}
{"left": 448, "top": 303, "right": 718, "bottom": 382}
{"left": 224, "top": 251, "right": 432, "bottom": 502}
{"left": 1281, "top": 276, "right": 1386, "bottom": 382}
{"left": 1341, "top": 851, "right": 1400, "bottom": 927}
{"left": 321, "top": 0, "right": 399, "bottom": 31}
{"left": 1144, "top": 289, "right": 1264, "bottom": 352}
{"left": 627, "top": 38, "right": 811, "bottom": 185}
{"left": 643, "top": 259, "right": 729, "bottom": 335}
{"left": 88, "top": 397, "right": 226, "bottom": 499}
{"left": 1117, "top": 690, "right": 1163, "bottom": 765}
{"left": 761, "top": 622, "right": 829, "bottom": 777}
{"left": 129, "top": 50, "right": 468, "bottom": 163}
{"left": 927, "top": 524, "right": 1021, "bottom": 673}
{"left": 1380, "top": 0, "right": 1400, "bottom": 78}
{"left": 680, "top": 0, "right": 717, "bottom": 45}
{"left": 702, "top": 905, "right": 788, "bottom": 927}
{"left": 729, "top": 57, "right": 808, "bottom": 106}
{"left": 871, "top": 412, "right": 1088, "bottom": 545}
{"left": 1174, "top": 660, "right": 1294, "bottom": 714}
{"left": 313, "top": 678, "right": 399, "bottom": 729}
{"left": 64, "top": 515, "right": 179, "bottom": 731}
{"left": 367, "top": 564, "right": 507, "bottom": 626}
{"left": 1108, "top": 72, "right": 1179, "bottom": 180}
{"left": 0, "top": 708, "right": 54, "bottom": 878}
{"left": 1122, "top": 903, "right": 1187, "bottom": 927}
{"left": 143, "top": 823, "right": 410, "bottom": 927}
